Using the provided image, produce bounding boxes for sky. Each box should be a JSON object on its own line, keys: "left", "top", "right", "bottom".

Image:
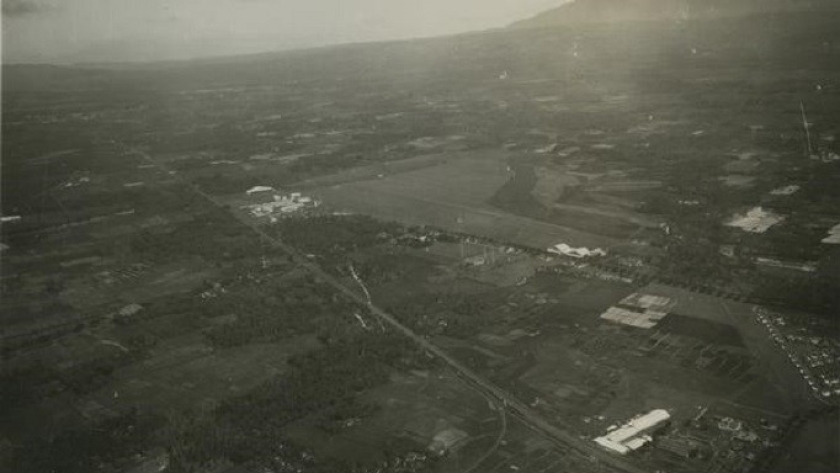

{"left": 2, "top": 0, "right": 569, "bottom": 64}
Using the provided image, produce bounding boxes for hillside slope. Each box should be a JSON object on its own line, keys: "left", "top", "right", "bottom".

{"left": 510, "top": 0, "right": 839, "bottom": 28}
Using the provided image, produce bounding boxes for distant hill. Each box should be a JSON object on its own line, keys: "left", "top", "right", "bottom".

{"left": 510, "top": 0, "right": 840, "bottom": 28}
{"left": 4, "top": 4, "right": 838, "bottom": 95}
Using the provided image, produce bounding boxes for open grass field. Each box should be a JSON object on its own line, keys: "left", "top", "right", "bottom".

{"left": 314, "top": 151, "right": 624, "bottom": 250}
{"left": 770, "top": 416, "right": 840, "bottom": 473}
{"left": 591, "top": 283, "right": 813, "bottom": 412}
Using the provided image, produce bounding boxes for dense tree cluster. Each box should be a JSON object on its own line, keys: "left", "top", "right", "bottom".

{"left": 56, "top": 351, "right": 137, "bottom": 396}
{"left": 752, "top": 278, "right": 840, "bottom": 319}
{"left": 276, "top": 215, "right": 402, "bottom": 260}
{"left": 0, "top": 362, "right": 56, "bottom": 413}
{"left": 386, "top": 292, "right": 495, "bottom": 338}
{"left": 167, "top": 333, "right": 437, "bottom": 472}
{"left": 128, "top": 209, "right": 263, "bottom": 262}
{"left": 202, "top": 275, "right": 354, "bottom": 348}
{"left": 7, "top": 333, "right": 438, "bottom": 473}
{"left": 1, "top": 348, "right": 138, "bottom": 422}
{"left": 10, "top": 410, "right": 163, "bottom": 473}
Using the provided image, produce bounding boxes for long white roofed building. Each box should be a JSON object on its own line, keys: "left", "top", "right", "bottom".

{"left": 594, "top": 409, "right": 671, "bottom": 455}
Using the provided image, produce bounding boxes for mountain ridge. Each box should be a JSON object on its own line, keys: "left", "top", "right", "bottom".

{"left": 510, "top": 0, "right": 840, "bottom": 28}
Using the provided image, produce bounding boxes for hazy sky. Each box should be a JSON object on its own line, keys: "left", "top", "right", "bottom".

{"left": 2, "top": 0, "right": 569, "bottom": 64}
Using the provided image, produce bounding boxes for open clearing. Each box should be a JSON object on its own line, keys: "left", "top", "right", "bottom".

{"left": 633, "top": 283, "right": 812, "bottom": 410}
{"left": 313, "top": 151, "right": 621, "bottom": 250}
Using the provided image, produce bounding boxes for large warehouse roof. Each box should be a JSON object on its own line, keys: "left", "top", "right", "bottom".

{"left": 594, "top": 409, "right": 671, "bottom": 455}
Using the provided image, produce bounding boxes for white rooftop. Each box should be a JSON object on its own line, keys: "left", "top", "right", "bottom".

{"left": 822, "top": 224, "right": 840, "bottom": 244}
{"left": 770, "top": 185, "right": 800, "bottom": 196}
{"left": 600, "top": 293, "right": 674, "bottom": 329}
{"left": 547, "top": 243, "right": 607, "bottom": 259}
{"left": 594, "top": 409, "right": 670, "bottom": 455}
{"left": 246, "top": 186, "right": 274, "bottom": 195}
{"left": 726, "top": 207, "right": 783, "bottom": 233}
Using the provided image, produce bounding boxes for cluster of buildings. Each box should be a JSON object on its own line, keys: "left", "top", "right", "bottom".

{"left": 594, "top": 409, "right": 671, "bottom": 455}
{"left": 592, "top": 403, "right": 778, "bottom": 473}
{"left": 756, "top": 308, "right": 840, "bottom": 401}
{"left": 65, "top": 176, "right": 91, "bottom": 188}
{"left": 200, "top": 282, "right": 227, "bottom": 300}
{"left": 769, "top": 184, "right": 800, "bottom": 196}
{"left": 717, "top": 417, "right": 760, "bottom": 442}
{"left": 656, "top": 411, "right": 772, "bottom": 464}
{"left": 243, "top": 187, "right": 319, "bottom": 221}
{"left": 726, "top": 206, "right": 784, "bottom": 234}
{"left": 809, "top": 150, "right": 840, "bottom": 163}
{"left": 600, "top": 293, "right": 675, "bottom": 329}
